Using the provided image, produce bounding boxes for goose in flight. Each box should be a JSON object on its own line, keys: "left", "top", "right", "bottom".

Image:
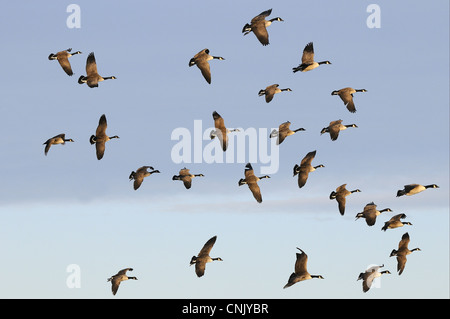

{"left": 172, "top": 168, "right": 204, "bottom": 189}
{"left": 293, "top": 150, "right": 324, "bottom": 188}
{"left": 210, "top": 111, "right": 239, "bottom": 151}
{"left": 292, "top": 42, "right": 331, "bottom": 73}
{"left": 357, "top": 264, "right": 390, "bottom": 293}
{"left": 89, "top": 114, "right": 119, "bottom": 160}
{"left": 270, "top": 121, "right": 305, "bottom": 145}
{"left": 396, "top": 184, "right": 439, "bottom": 197}
{"left": 390, "top": 232, "right": 421, "bottom": 275}
{"left": 331, "top": 87, "right": 367, "bottom": 113}
{"left": 78, "top": 52, "right": 116, "bottom": 88}
{"left": 190, "top": 236, "right": 223, "bottom": 277}
{"left": 107, "top": 268, "right": 137, "bottom": 296}
{"left": 242, "top": 9, "right": 283, "bottom": 46}
{"left": 320, "top": 120, "right": 357, "bottom": 141}
{"left": 258, "top": 84, "right": 292, "bottom": 103}
{"left": 48, "top": 48, "right": 81, "bottom": 76}
{"left": 283, "top": 247, "right": 324, "bottom": 289}
{"left": 43, "top": 133, "right": 74, "bottom": 156}
{"left": 129, "top": 166, "right": 160, "bottom": 190}
{"left": 238, "top": 163, "right": 270, "bottom": 203}
{"left": 189, "top": 48, "right": 225, "bottom": 84}
{"left": 329, "top": 184, "right": 361, "bottom": 216}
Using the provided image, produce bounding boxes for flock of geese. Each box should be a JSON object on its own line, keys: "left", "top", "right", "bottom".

{"left": 45, "top": 8, "right": 441, "bottom": 296}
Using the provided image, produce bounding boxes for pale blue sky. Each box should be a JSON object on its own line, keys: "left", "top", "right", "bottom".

{"left": 0, "top": 0, "right": 448, "bottom": 299}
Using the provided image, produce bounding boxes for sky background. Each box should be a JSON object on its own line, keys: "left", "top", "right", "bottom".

{"left": 0, "top": 0, "right": 448, "bottom": 299}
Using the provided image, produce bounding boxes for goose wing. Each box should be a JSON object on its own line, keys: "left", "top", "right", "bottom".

{"left": 95, "top": 141, "right": 106, "bottom": 160}
{"left": 213, "top": 111, "right": 228, "bottom": 151}
{"left": 111, "top": 277, "right": 122, "bottom": 295}
{"left": 398, "top": 232, "right": 410, "bottom": 250}
{"left": 57, "top": 51, "right": 74, "bottom": 76}
{"left": 86, "top": 52, "right": 98, "bottom": 76}
{"left": 96, "top": 114, "right": 108, "bottom": 137}
{"left": 198, "top": 236, "right": 217, "bottom": 257}
{"left": 196, "top": 60, "right": 212, "bottom": 84}
{"left": 396, "top": 255, "right": 407, "bottom": 275}
{"left": 294, "top": 249, "right": 308, "bottom": 275}
{"left": 301, "top": 42, "right": 315, "bottom": 64}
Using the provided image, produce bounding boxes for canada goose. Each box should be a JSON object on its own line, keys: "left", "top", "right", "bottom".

{"left": 355, "top": 202, "right": 393, "bottom": 226}
{"left": 43, "top": 133, "right": 74, "bottom": 156}
{"left": 238, "top": 163, "right": 270, "bottom": 203}
{"left": 242, "top": 9, "right": 283, "bottom": 46}
{"left": 129, "top": 166, "right": 160, "bottom": 190}
{"left": 189, "top": 48, "right": 225, "bottom": 84}
{"left": 270, "top": 121, "right": 305, "bottom": 145}
{"left": 210, "top": 111, "right": 240, "bottom": 151}
{"left": 381, "top": 213, "right": 412, "bottom": 231}
{"left": 258, "top": 84, "right": 292, "bottom": 103}
{"left": 48, "top": 48, "right": 82, "bottom": 76}
{"left": 292, "top": 42, "right": 331, "bottom": 73}
{"left": 107, "top": 268, "right": 137, "bottom": 296}
{"left": 329, "top": 184, "right": 361, "bottom": 216}
{"left": 396, "top": 184, "right": 439, "bottom": 197}
{"left": 331, "top": 88, "right": 367, "bottom": 113}
{"left": 390, "top": 232, "right": 421, "bottom": 275}
{"left": 172, "top": 168, "right": 204, "bottom": 189}
{"left": 357, "top": 264, "right": 390, "bottom": 293}
{"left": 293, "top": 150, "right": 324, "bottom": 188}
{"left": 190, "top": 236, "right": 223, "bottom": 277}
{"left": 283, "top": 247, "right": 324, "bottom": 289}
{"left": 78, "top": 52, "right": 116, "bottom": 88}
{"left": 90, "top": 114, "right": 119, "bottom": 160}
{"left": 107, "top": 268, "right": 137, "bottom": 295}
{"left": 320, "top": 120, "right": 357, "bottom": 141}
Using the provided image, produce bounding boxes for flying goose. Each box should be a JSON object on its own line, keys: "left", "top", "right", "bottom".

{"left": 238, "top": 163, "right": 270, "bottom": 203}
{"left": 107, "top": 268, "right": 137, "bottom": 296}
{"left": 43, "top": 133, "right": 74, "bottom": 156}
{"left": 396, "top": 184, "right": 439, "bottom": 197}
{"left": 355, "top": 202, "right": 393, "bottom": 226}
{"left": 357, "top": 264, "right": 390, "bottom": 293}
{"left": 90, "top": 114, "right": 119, "bottom": 160}
{"left": 331, "top": 87, "right": 367, "bottom": 113}
{"left": 258, "top": 84, "right": 292, "bottom": 103}
{"left": 390, "top": 232, "right": 421, "bottom": 275}
{"left": 320, "top": 120, "right": 357, "bottom": 141}
{"left": 48, "top": 48, "right": 82, "bottom": 76}
{"left": 129, "top": 166, "right": 160, "bottom": 190}
{"left": 293, "top": 150, "right": 324, "bottom": 188}
{"left": 78, "top": 52, "right": 116, "bottom": 88}
{"left": 283, "top": 247, "right": 324, "bottom": 289}
{"left": 292, "top": 42, "right": 331, "bottom": 73}
{"left": 381, "top": 213, "right": 412, "bottom": 231}
{"left": 172, "top": 168, "right": 204, "bottom": 189}
{"left": 242, "top": 9, "right": 283, "bottom": 46}
{"left": 329, "top": 184, "right": 361, "bottom": 216}
{"left": 270, "top": 121, "right": 305, "bottom": 145}
{"left": 210, "top": 111, "right": 239, "bottom": 151}
{"left": 189, "top": 48, "right": 225, "bottom": 84}
{"left": 190, "top": 236, "right": 223, "bottom": 277}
